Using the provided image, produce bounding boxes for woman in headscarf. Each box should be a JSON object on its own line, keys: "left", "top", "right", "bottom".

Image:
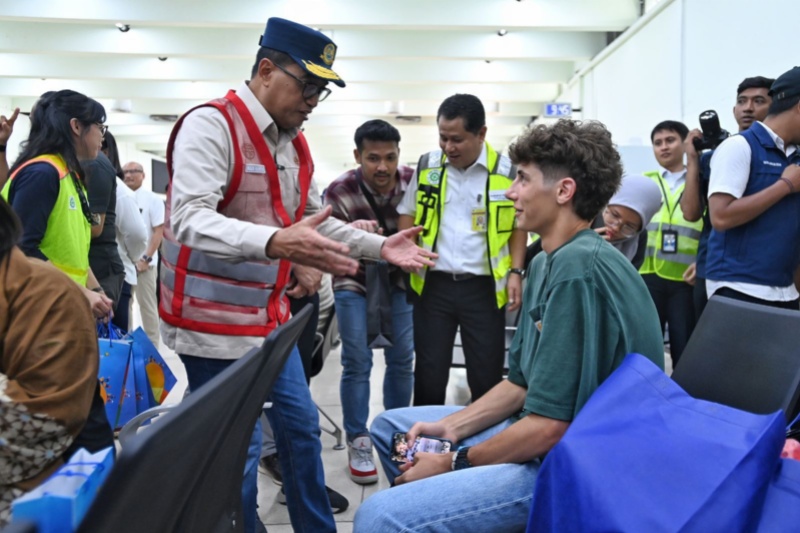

{"left": 595, "top": 174, "right": 663, "bottom": 269}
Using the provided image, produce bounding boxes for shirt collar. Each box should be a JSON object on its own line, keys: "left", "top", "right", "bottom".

{"left": 236, "top": 81, "right": 300, "bottom": 142}
{"left": 757, "top": 121, "right": 796, "bottom": 154}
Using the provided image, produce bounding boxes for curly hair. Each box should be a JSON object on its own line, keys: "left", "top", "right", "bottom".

{"left": 508, "top": 119, "right": 623, "bottom": 221}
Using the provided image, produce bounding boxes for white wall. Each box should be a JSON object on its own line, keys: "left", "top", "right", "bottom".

{"left": 564, "top": 0, "right": 797, "bottom": 157}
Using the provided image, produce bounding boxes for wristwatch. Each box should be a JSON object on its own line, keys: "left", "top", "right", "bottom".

{"left": 509, "top": 268, "right": 525, "bottom": 277}
{"left": 0, "top": 144, "right": 6, "bottom": 153}
{"left": 142, "top": 254, "right": 152, "bottom": 263}
{"left": 451, "top": 446, "right": 472, "bottom": 471}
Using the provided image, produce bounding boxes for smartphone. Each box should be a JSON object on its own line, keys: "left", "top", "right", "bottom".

{"left": 391, "top": 432, "right": 453, "bottom": 463}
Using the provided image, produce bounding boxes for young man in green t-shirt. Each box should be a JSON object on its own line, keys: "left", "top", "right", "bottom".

{"left": 354, "top": 119, "right": 665, "bottom": 533}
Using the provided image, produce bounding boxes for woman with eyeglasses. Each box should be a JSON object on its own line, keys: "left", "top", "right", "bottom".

{"left": 595, "top": 174, "right": 663, "bottom": 269}
{"left": 0, "top": 89, "right": 113, "bottom": 319}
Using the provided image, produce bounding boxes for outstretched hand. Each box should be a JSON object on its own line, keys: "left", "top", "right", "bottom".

{"left": 0, "top": 107, "right": 19, "bottom": 145}
{"left": 267, "top": 205, "right": 359, "bottom": 276}
{"left": 380, "top": 226, "right": 437, "bottom": 273}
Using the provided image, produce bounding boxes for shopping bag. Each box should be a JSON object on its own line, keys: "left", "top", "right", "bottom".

{"left": 527, "top": 352, "right": 786, "bottom": 533}
{"left": 365, "top": 260, "right": 393, "bottom": 349}
{"left": 756, "top": 458, "right": 800, "bottom": 532}
{"left": 129, "top": 327, "right": 178, "bottom": 411}
{"left": 11, "top": 447, "right": 114, "bottom": 533}
{"left": 96, "top": 324, "right": 137, "bottom": 430}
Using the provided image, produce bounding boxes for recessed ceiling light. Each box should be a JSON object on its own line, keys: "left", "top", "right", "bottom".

{"left": 158, "top": 57, "right": 168, "bottom": 61}
{"left": 497, "top": 29, "right": 508, "bottom": 36}
{"left": 115, "top": 23, "right": 131, "bottom": 32}
{"left": 485, "top": 60, "right": 492, "bottom": 64}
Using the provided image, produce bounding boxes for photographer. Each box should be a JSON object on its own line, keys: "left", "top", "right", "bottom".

{"left": 704, "top": 67, "right": 800, "bottom": 309}
{"left": 680, "top": 76, "right": 774, "bottom": 318}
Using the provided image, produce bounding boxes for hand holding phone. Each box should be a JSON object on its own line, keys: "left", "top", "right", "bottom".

{"left": 391, "top": 432, "right": 453, "bottom": 464}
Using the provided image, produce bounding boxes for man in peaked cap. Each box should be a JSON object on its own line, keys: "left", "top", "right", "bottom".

{"left": 705, "top": 66, "right": 800, "bottom": 311}
{"left": 160, "top": 17, "right": 436, "bottom": 533}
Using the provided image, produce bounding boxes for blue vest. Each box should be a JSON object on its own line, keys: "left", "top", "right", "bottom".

{"left": 705, "top": 123, "right": 800, "bottom": 287}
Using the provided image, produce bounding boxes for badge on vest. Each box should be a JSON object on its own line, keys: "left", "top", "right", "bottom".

{"left": 68, "top": 196, "right": 77, "bottom": 210}
{"left": 471, "top": 208, "right": 487, "bottom": 232}
{"left": 245, "top": 164, "right": 266, "bottom": 174}
{"left": 661, "top": 229, "right": 678, "bottom": 254}
{"left": 488, "top": 191, "right": 508, "bottom": 202}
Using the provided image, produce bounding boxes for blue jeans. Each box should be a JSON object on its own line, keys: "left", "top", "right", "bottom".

{"left": 354, "top": 406, "right": 540, "bottom": 532}
{"left": 180, "top": 347, "right": 336, "bottom": 533}
{"left": 335, "top": 288, "right": 414, "bottom": 441}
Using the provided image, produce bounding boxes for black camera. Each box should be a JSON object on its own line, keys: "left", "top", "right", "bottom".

{"left": 692, "top": 110, "right": 730, "bottom": 152}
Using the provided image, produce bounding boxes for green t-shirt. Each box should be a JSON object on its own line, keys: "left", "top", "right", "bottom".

{"left": 507, "top": 229, "right": 665, "bottom": 422}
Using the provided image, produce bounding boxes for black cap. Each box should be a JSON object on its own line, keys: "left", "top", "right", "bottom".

{"left": 769, "top": 66, "right": 800, "bottom": 101}
{"left": 259, "top": 18, "right": 345, "bottom": 88}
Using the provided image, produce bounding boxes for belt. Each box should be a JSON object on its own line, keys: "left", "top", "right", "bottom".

{"left": 431, "top": 271, "right": 480, "bottom": 281}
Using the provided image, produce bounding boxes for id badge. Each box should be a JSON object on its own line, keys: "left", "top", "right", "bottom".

{"left": 662, "top": 229, "right": 678, "bottom": 254}
{"left": 471, "top": 208, "right": 487, "bottom": 232}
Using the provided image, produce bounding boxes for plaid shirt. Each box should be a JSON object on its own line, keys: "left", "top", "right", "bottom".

{"left": 324, "top": 165, "right": 414, "bottom": 294}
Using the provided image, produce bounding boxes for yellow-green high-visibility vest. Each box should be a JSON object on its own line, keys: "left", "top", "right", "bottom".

{"left": 409, "top": 142, "right": 517, "bottom": 308}
{"left": 1, "top": 154, "right": 91, "bottom": 285}
{"left": 639, "top": 170, "right": 703, "bottom": 281}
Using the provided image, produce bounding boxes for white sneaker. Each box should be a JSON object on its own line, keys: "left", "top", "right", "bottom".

{"left": 348, "top": 435, "right": 378, "bottom": 484}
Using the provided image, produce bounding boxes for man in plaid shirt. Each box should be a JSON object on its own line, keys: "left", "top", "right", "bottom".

{"left": 324, "top": 119, "right": 415, "bottom": 485}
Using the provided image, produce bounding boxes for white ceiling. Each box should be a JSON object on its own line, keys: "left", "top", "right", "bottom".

{"left": 0, "top": 0, "right": 640, "bottom": 181}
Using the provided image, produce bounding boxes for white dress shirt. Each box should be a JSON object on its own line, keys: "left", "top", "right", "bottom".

{"left": 398, "top": 144, "right": 491, "bottom": 275}
{"left": 706, "top": 122, "right": 799, "bottom": 301}
{"left": 115, "top": 178, "right": 148, "bottom": 285}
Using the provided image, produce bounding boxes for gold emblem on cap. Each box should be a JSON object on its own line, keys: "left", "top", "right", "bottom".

{"left": 321, "top": 43, "right": 336, "bottom": 66}
{"left": 303, "top": 60, "right": 340, "bottom": 80}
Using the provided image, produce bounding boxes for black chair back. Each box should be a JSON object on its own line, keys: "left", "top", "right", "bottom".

{"left": 672, "top": 296, "right": 800, "bottom": 422}
{"left": 77, "top": 306, "right": 313, "bottom": 533}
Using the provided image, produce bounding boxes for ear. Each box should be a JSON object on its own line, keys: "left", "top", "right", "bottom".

{"left": 555, "top": 177, "right": 577, "bottom": 206}
{"left": 477, "top": 125, "right": 488, "bottom": 143}
{"left": 69, "top": 117, "right": 82, "bottom": 137}
{"left": 256, "top": 58, "right": 276, "bottom": 86}
{"left": 353, "top": 148, "right": 362, "bottom": 165}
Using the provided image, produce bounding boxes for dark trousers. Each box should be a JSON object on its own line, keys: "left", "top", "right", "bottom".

{"left": 113, "top": 281, "right": 133, "bottom": 332}
{"left": 693, "top": 276, "right": 708, "bottom": 322}
{"left": 714, "top": 286, "right": 800, "bottom": 311}
{"left": 64, "top": 381, "right": 115, "bottom": 460}
{"left": 289, "top": 293, "right": 320, "bottom": 384}
{"left": 413, "top": 273, "right": 505, "bottom": 406}
{"left": 642, "top": 273, "right": 695, "bottom": 368}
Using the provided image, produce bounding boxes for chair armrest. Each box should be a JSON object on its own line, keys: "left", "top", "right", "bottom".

{"left": 118, "top": 405, "right": 175, "bottom": 448}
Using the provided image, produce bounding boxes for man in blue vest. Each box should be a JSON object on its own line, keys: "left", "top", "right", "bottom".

{"left": 705, "top": 66, "right": 800, "bottom": 309}
{"left": 680, "top": 76, "right": 774, "bottom": 319}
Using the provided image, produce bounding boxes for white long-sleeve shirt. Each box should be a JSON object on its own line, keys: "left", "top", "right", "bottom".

{"left": 115, "top": 178, "right": 148, "bottom": 285}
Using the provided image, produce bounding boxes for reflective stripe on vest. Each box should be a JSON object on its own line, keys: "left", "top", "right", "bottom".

{"left": 639, "top": 171, "right": 703, "bottom": 281}
{"left": 1, "top": 154, "right": 91, "bottom": 285}
{"left": 159, "top": 90, "right": 312, "bottom": 337}
{"left": 409, "top": 142, "right": 516, "bottom": 308}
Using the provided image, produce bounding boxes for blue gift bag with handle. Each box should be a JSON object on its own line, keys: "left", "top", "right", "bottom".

{"left": 527, "top": 353, "right": 786, "bottom": 533}
{"left": 756, "top": 457, "right": 800, "bottom": 531}
{"left": 11, "top": 447, "right": 114, "bottom": 532}
{"left": 96, "top": 323, "right": 136, "bottom": 430}
{"left": 128, "top": 327, "right": 178, "bottom": 413}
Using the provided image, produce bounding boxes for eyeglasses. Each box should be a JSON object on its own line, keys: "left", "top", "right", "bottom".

{"left": 273, "top": 63, "right": 332, "bottom": 102}
{"left": 123, "top": 168, "right": 143, "bottom": 175}
{"left": 603, "top": 207, "right": 639, "bottom": 238}
{"left": 96, "top": 123, "right": 108, "bottom": 136}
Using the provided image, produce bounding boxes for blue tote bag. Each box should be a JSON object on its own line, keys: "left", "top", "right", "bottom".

{"left": 756, "top": 458, "right": 800, "bottom": 532}
{"left": 96, "top": 324, "right": 137, "bottom": 430}
{"left": 12, "top": 447, "right": 114, "bottom": 533}
{"left": 527, "top": 353, "right": 786, "bottom": 533}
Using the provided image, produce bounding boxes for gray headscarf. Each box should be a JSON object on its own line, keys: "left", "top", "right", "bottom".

{"left": 607, "top": 174, "right": 663, "bottom": 260}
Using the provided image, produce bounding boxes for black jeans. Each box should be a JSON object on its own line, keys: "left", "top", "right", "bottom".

{"left": 693, "top": 276, "right": 708, "bottom": 323}
{"left": 112, "top": 281, "right": 133, "bottom": 332}
{"left": 412, "top": 273, "right": 505, "bottom": 406}
{"left": 642, "top": 273, "right": 695, "bottom": 368}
